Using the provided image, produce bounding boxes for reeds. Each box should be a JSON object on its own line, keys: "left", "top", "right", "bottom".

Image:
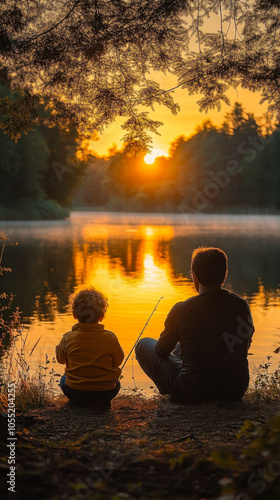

{"left": 1, "top": 328, "right": 61, "bottom": 413}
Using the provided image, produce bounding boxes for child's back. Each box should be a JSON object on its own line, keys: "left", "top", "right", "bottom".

{"left": 56, "top": 287, "right": 124, "bottom": 406}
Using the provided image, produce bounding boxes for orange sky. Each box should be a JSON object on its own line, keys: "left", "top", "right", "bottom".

{"left": 92, "top": 79, "right": 269, "bottom": 157}
{"left": 90, "top": 10, "right": 269, "bottom": 158}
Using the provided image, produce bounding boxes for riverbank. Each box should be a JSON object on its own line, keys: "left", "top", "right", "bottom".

{"left": 1, "top": 392, "right": 279, "bottom": 500}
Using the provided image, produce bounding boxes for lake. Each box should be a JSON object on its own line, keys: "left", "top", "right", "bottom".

{"left": 1, "top": 212, "right": 280, "bottom": 395}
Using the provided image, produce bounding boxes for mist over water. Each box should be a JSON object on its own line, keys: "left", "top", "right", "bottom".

{"left": 1, "top": 212, "right": 280, "bottom": 394}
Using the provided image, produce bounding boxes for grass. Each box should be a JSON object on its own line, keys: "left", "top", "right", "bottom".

{"left": 0, "top": 328, "right": 61, "bottom": 414}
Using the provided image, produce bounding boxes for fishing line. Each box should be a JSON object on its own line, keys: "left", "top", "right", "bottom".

{"left": 121, "top": 296, "right": 164, "bottom": 370}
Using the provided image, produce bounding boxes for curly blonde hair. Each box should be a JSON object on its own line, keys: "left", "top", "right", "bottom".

{"left": 69, "top": 287, "right": 108, "bottom": 323}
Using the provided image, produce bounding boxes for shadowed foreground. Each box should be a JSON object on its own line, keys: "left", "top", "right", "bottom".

{"left": 1, "top": 394, "right": 280, "bottom": 500}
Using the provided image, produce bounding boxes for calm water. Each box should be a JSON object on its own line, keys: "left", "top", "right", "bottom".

{"left": 1, "top": 212, "right": 280, "bottom": 395}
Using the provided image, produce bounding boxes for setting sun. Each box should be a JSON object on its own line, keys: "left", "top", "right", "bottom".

{"left": 144, "top": 148, "right": 169, "bottom": 165}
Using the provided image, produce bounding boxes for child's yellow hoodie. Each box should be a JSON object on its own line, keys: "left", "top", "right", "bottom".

{"left": 56, "top": 322, "right": 124, "bottom": 391}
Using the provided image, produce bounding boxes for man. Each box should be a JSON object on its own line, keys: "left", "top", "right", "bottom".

{"left": 135, "top": 247, "right": 254, "bottom": 403}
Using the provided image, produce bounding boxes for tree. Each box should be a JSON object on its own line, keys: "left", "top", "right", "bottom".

{"left": 39, "top": 125, "right": 87, "bottom": 207}
{"left": 0, "top": 1, "right": 280, "bottom": 152}
{"left": 0, "top": 86, "right": 49, "bottom": 211}
{"left": 0, "top": 84, "right": 85, "bottom": 219}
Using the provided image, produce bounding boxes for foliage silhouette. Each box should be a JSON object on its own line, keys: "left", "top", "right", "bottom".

{"left": 0, "top": 1, "right": 280, "bottom": 151}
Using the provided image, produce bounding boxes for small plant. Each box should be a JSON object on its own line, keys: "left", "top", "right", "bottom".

{"left": 248, "top": 353, "right": 280, "bottom": 403}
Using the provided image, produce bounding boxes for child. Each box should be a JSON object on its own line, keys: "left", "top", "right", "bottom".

{"left": 136, "top": 247, "right": 255, "bottom": 403}
{"left": 56, "top": 286, "right": 124, "bottom": 407}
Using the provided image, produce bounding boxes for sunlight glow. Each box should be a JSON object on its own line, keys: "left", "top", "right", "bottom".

{"left": 144, "top": 148, "right": 168, "bottom": 165}
{"left": 144, "top": 227, "right": 155, "bottom": 238}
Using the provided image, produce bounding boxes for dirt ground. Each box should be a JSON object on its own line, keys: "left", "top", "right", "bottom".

{"left": 0, "top": 392, "right": 280, "bottom": 500}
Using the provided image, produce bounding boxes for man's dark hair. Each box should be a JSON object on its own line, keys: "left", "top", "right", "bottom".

{"left": 191, "top": 247, "right": 228, "bottom": 287}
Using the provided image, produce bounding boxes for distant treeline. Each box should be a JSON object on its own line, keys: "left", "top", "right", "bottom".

{"left": 75, "top": 102, "right": 280, "bottom": 214}
{"left": 0, "top": 86, "right": 85, "bottom": 220}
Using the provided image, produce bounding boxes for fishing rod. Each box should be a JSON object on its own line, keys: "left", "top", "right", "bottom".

{"left": 121, "top": 296, "right": 164, "bottom": 370}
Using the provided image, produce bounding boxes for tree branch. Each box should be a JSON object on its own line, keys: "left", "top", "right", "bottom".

{"left": 20, "top": 0, "right": 81, "bottom": 45}
{"left": 219, "top": 0, "right": 225, "bottom": 60}
{"left": 133, "top": 82, "right": 184, "bottom": 103}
